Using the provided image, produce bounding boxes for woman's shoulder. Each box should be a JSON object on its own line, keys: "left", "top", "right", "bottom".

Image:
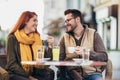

{"left": 7, "top": 33, "right": 16, "bottom": 40}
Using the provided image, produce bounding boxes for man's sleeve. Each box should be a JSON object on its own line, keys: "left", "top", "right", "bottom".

{"left": 90, "top": 32, "right": 108, "bottom": 62}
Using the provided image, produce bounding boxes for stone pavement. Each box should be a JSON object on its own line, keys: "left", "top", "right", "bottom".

{"left": 108, "top": 51, "right": 120, "bottom": 80}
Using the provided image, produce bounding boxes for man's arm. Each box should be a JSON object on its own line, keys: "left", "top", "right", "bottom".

{"left": 90, "top": 32, "right": 108, "bottom": 62}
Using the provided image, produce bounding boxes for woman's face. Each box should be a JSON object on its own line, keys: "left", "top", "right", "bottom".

{"left": 24, "top": 15, "right": 38, "bottom": 34}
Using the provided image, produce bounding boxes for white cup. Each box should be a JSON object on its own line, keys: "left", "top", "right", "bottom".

{"left": 40, "top": 34, "right": 48, "bottom": 40}
{"left": 68, "top": 47, "right": 75, "bottom": 53}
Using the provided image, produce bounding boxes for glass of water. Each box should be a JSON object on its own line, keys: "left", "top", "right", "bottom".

{"left": 82, "top": 48, "right": 90, "bottom": 62}
{"left": 37, "top": 46, "right": 45, "bottom": 62}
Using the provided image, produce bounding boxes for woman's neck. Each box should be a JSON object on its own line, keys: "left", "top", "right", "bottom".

{"left": 23, "top": 27, "right": 30, "bottom": 35}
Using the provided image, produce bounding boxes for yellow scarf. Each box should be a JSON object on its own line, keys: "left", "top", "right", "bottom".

{"left": 14, "top": 29, "right": 42, "bottom": 73}
{"left": 14, "top": 29, "right": 42, "bottom": 61}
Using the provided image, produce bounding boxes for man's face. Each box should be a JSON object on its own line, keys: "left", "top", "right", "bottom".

{"left": 64, "top": 13, "right": 77, "bottom": 33}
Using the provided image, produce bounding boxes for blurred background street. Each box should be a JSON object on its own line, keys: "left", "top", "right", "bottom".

{"left": 0, "top": 0, "right": 120, "bottom": 80}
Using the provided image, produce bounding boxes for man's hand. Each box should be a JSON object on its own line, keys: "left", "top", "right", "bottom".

{"left": 75, "top": 46, "right": 83, "bottom": 57}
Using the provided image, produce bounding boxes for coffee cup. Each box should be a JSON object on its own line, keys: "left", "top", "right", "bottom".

{"left": 68, "top": 47, "right": 75, "bottom": 53}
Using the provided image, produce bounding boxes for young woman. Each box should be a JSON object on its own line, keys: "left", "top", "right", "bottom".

{"left": 6, "top": 11, "right": 54, "bottom": 80}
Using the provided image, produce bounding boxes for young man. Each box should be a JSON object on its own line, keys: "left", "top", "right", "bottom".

{"left": 58, "top": 9, "right": 108, "bottom": 80}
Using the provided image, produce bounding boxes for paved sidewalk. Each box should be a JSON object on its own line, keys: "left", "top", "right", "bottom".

{"left": 108, "top": 51, "right": 120, "bottom": 80}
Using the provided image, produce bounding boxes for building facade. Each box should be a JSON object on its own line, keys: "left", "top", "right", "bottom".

{"left": 94, "top": 0, "right": 120, "bottom": 50}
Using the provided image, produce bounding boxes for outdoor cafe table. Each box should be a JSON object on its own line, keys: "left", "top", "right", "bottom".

{"left": 21, "top": 60, "right": 106, "bottom": 80}
{"left": 21, "top": 60, "right": 106, "bottom": 67}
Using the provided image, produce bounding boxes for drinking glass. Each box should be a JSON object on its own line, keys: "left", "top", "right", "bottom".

{"left": 37, "top": 46, "right": 45, "bottom": 62}
{"left": 82, "top": 48, "right": 90, "bottom": 62}
{"left": 52, "top": 46, "right": 60, "bottom": 61}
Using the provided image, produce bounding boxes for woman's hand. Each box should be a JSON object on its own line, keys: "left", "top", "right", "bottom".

{"left": 29, "top": 76, "right": 38, "bottom": 80}
{"left": 47, "top": 36, "right": 54, "bottom": 48}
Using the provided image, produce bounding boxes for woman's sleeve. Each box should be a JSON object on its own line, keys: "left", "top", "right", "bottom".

{"left": 6, "top": 34, "right": 29, "bottom": 77}
{"left": 44, "top": 46, "right": 53, "bottom": 60}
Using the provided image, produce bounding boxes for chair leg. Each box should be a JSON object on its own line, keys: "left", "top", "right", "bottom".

{"left": 105, "top": 59, "right": 112, "bottom": 80}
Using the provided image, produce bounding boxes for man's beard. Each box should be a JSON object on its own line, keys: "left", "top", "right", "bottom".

{"left": 66, "top": 28, "right": 74, "bottom": 35}
{"left": 66, "top": 24, "right": 76, "bottom": 35}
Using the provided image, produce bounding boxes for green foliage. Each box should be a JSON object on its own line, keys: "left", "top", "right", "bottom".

{"left": 52, "top": 31, "right": 61, "bottom": 36}
{"left": 0, "top": 39, "right": 6, "bottom": 48}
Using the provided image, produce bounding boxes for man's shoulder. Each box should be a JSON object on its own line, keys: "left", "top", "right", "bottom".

{"left": 63, "top": 33, "right": 72, "bottom": 38}
{"left": 88, "top": 28, "right": 96, "bottom": 32}
{"left": 59, "top": 33, "right": 69, "bottom": 43}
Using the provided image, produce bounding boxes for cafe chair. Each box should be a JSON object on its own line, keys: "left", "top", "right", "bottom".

{"left": 0, "top": 66, "right": 9, "bottom": 80}
{"left": 104, "top": 59, "right": 112, "bottom": 80}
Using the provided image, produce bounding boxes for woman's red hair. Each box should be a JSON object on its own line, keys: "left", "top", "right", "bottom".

{"left": 9, "top": 11, "right": 37, "bottom": 34}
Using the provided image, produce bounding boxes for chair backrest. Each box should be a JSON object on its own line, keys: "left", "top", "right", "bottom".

{"left": 105, "top": 59, "right": 112, "bottom": 80}
{"left": 0, "top": 55, "right": 7, "bottom": 68}
{"left": 0, "top": 66, "right": 9, "bottom": 80}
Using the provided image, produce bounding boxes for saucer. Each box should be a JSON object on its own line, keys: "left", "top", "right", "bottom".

{"left": 43, "top": 58, "right": 50, "bottom": 61}
{"left": 73, "top": 58, "right": 83, "bottom": 64}
{"left": 37, "top": 58, "right": 50, "bottom": 62}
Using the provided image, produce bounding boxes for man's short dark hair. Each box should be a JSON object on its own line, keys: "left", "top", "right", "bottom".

{"left": 64, "top": 9, "right": 83, "bottom": 24}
